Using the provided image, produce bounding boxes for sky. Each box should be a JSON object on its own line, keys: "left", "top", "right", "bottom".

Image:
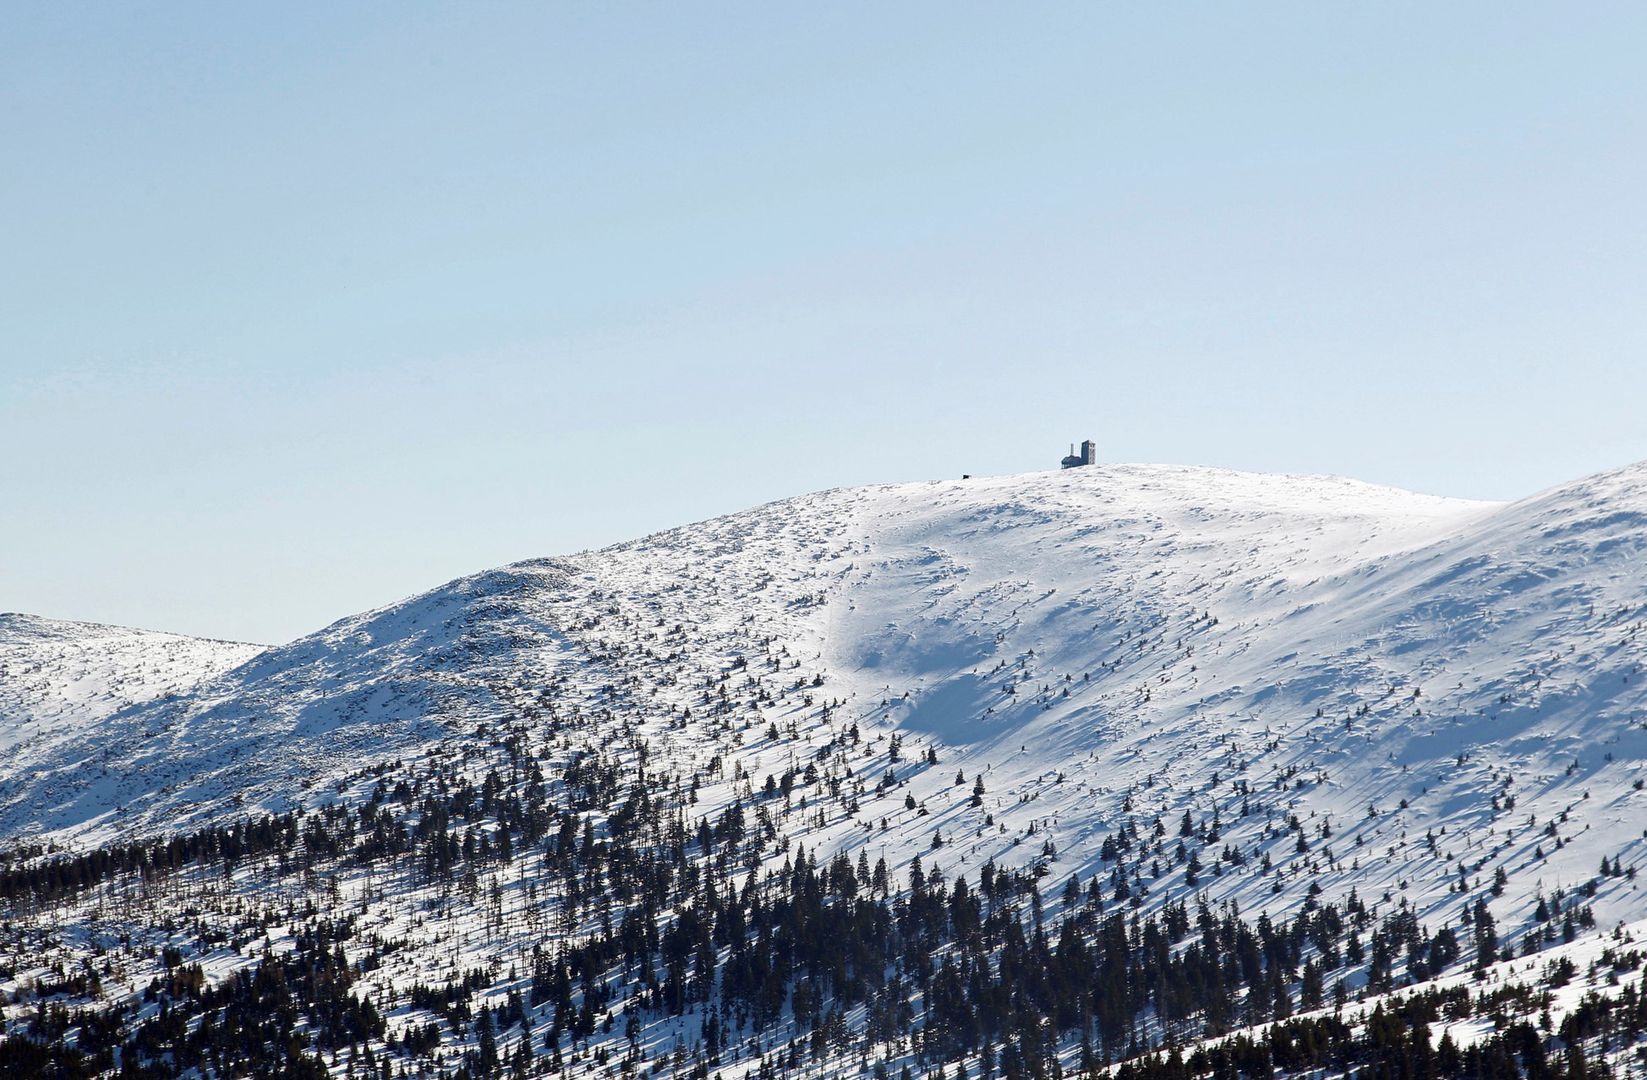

{"left": 3, "top": 4, "right": 1645, "bottom": 644}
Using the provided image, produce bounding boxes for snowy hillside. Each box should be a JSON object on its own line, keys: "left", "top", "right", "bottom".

{"left": 0, "top": 613, "right": 262, "bottom": 740}
{"left": 0, "top": 614, "right": 263, "bottom": 841}
{"left": 3, "top": 460, "right": 1645, "bottom": 1078}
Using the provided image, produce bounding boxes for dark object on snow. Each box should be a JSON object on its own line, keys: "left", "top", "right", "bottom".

{"left": 1061, "top": 439, "right": 1097, "bottom": 469}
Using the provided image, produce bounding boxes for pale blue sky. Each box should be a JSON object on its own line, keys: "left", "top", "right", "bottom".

{"left": 4, "top": 4, "right": 1645, "bottom": 644}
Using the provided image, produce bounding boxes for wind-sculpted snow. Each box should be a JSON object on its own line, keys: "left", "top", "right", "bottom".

{"left": 792, "top": 463, "right": 1647, "bottom": 933}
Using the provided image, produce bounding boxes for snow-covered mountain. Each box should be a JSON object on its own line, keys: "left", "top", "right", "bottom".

{"left": 7, "top": 463, "right": 1643, "bottom": 913}
{"left": 4, "top": 460, "right": 1645, "bottom": 1078}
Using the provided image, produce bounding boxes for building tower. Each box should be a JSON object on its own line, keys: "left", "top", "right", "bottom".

{"left": 1061, "top": 439, "right": 1097, "bottom": 469}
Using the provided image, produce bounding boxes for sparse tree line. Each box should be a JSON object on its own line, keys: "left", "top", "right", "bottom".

{"left": 0, "top": 711, "right": 1628, "bottom": 1080}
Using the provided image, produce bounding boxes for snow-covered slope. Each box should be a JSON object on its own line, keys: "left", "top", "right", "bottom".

{"left": 0, "top": 614, "right": 264, "bottom": 842}
{"left": 799, "top": 463, "right": 1647, "bottom": 932}
{"left": 4, "top": 461, "right": 1643, "bottom": 922}
{"left": 0, "top": 614, "right": 262, "bottom": 738}
{"left": 5, "top": 459, "right": 1647, "bottom": 1077}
